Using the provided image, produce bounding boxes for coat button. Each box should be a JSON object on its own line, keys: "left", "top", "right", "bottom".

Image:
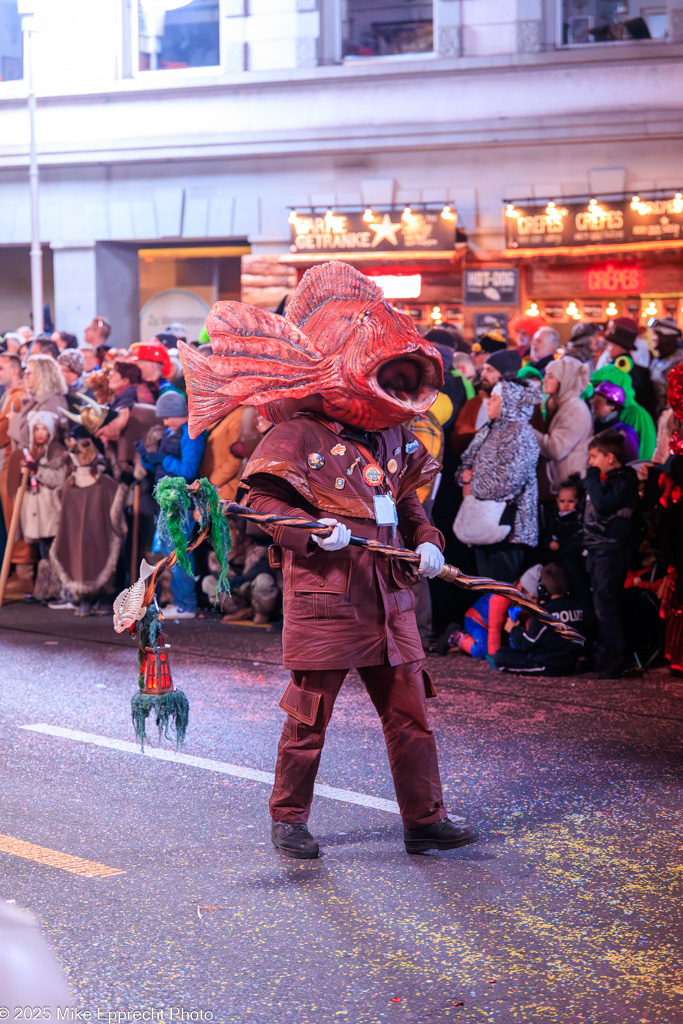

{"left": 317, "top": 579, "right": 325, "bottom": 587}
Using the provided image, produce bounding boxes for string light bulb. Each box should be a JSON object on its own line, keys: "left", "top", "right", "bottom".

{"left": 605, "top": 301, "right": 618, "bottom": 317}
{"left": 430, "top": 306, "right": 442, "bottom": 323}
{"left": 505, "top": 203, "right": 519, "bottom": 218}
{"left": 440, "top": 205, "right": 456, "bottom": 221}
{"left": 644, "top": 300, "right": 658, "bottom": 318}
{"left": 566, "top": 301, "right": 581, "bottom": 320}
{"left": 525, "top": 302, "right": 539, "bottom": 317}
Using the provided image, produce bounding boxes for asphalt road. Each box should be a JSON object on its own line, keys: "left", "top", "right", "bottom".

{"left": 0, "top": 601, "right": 681, "bottom": 1024}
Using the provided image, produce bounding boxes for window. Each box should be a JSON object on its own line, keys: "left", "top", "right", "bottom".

{"left": 138, "top": 0, "right": 219, "bottom": 72}
{"left": 342, "top": 0, "right": 433, "bottom": 59}
{"left": 0, "top": 0, "right": 22, "bottom": 81}
{"left": 561, "top": 1, "right": 668, "bottom": 44}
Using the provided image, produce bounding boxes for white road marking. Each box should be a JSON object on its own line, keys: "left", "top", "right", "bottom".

{"left": 20, "top": 723, "right": 401, "bottom": 815}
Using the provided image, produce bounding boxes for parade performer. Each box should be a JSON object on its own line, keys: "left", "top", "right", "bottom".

{"left": 179, "top": 261, "right": 480, "bottom": 859}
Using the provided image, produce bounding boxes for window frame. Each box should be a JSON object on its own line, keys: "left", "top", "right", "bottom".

{"left": 555, "top": 0, "right": 668, "bottom": 48}
{"left": 0, "top": 0, "right": 25, "bottom": 91}
{"left": 129, "top": 0, "right": 225, "bottom": 81}
{"left": 339, "top": 0, "right": 435, "bottom": 64}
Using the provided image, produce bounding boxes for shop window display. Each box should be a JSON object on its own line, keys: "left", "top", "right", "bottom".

{"left": 138, "top": 0, "right": 219, "bottom": 72}
{"left": 342, "top": 0, "right": 433, "bottom": 58}
{"left": 0, "top": 0, "right": 22, "bottom": 82}
{"left": 561, "top": 1, "right": 668, "bottom": 44}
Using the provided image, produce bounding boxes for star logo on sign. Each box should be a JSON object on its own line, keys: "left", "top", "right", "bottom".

{"left": 369, "top": 213, "right": 402, "bottom": 247}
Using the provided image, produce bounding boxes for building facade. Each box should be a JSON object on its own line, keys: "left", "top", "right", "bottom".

{"left": 0, "top": 0, "right": 682, "bottom": 344}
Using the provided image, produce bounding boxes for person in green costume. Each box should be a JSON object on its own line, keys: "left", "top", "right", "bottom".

{"left": 590, "top": 364, "right": 656, "bottom": 460}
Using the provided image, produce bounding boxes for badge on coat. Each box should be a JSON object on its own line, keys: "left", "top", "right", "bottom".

{"left": 405, "top": 440, "right": 419, "bottom": 454}
{"left": 387, "top": 458, "right": 398, "bottom": 474}
{"left": 330, "top": 444, "right": 346, "bottom": 456}
{"left": 362, "top": 464, "right": 384, "bottom": 486}
{"left": 334, "top": 477, "right": 345, "bottom": 490}
{"left": 307, "top": 453, "right": 325, "bottom": 470}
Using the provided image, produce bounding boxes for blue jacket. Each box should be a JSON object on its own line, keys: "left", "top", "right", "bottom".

{"left": 142, "top": 424, "right": 206, "bottom": 482}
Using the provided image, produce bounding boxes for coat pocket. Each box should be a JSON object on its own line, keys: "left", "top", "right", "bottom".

{"left": 279, "top": 680, "right": 321, "bottom": 726}
{"left": 289, "top": 547, "right": 352, "bottom": 594}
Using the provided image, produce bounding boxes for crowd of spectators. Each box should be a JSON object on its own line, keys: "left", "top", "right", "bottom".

{"left": 0, "top": 306, "right": 682, "bottom": 681}
{"left": 0, "top": 318, "right": 280, "bottom": 624}
{"left": 429, "top": 313, "right": 683, "bottom": 679}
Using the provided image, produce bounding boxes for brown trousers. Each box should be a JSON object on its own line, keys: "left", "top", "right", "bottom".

{"left": 270, "top": 662, "right": 446, "bottom": 830}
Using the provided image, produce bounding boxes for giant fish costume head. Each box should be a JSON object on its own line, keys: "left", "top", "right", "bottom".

{"left": 179, "top": 261, "right": 443, "bottom": 437}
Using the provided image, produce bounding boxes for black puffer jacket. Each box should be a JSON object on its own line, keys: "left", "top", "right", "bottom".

{"left": 583, "top": 465, "right": 639, "bottom": 549}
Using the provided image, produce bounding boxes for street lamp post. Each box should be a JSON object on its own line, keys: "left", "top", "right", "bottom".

{"left": 17, "top": 0, "right": 43, "bottom": 335}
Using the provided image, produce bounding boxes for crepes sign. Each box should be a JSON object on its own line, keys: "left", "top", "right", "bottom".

{"left": 288, "top": 209, "right": 456, "bottom": 253}
{"left": 504, "top": 197, "right": 683, "bottom": 250}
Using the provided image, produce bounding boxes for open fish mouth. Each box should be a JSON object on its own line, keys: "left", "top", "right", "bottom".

{"left": 372, "top": 355, "right": 440, "bottom": 410}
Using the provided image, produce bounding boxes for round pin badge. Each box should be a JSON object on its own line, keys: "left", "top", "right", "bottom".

{"left": 362, "top": 464, "right": 384, "bottom": 486}
{"left": 387, "top": 458, "right": 398, "bottom": 474}
{"left": 307, "top": 453, "right": 325, "bottom": 470}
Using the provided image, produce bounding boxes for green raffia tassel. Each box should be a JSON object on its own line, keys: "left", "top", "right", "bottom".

{"left": 154, "top": 476, "right": 193, "bottom": 576}
{"left": 193, "top": 477, "right": 231, "bottom": 600}
{"left": 131, "top": 690, "right": 190, "bottom": 752}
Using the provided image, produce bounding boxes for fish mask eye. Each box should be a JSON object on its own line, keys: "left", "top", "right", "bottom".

{"left": 357, "top": 311, "right": 372, "bottom": 324}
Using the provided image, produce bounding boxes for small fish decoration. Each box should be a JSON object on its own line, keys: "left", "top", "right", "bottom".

{"left": 113, "top": 559, "right": 156, "bottom": 633}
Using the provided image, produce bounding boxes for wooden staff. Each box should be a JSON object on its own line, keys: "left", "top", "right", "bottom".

{"left": 129, "top": 481, "right": 141, "bottom": 586}
{"left": 184, "top": 491, "right": 583, "bottom": 647}
{"left": 0, "top": 466, "right": 30, "bottom": 607}
{"left": 142, "top": 526, "right": 210, "bottom": 608}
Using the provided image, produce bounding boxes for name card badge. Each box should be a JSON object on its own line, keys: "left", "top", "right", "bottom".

{"left": 373, "top": 494, "right": 398, "bottom": 527}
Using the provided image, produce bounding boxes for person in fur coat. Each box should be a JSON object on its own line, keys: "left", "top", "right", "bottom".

{"left": 20, "top": 410, "right": 69, "bottom": 556}
{"left": 50, "top": 433, "right": 127, "bottom": 616}
{"left": 536, "top": 356, "right": 592, "bottom": 495}
{"left": 458, "top": 379, "right": 541, "bottom": 582}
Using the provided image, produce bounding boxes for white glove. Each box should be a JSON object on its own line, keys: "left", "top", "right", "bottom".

{"left": 313, "top": 517, "right": 352, "bottom": 552}
{"left": 415, "top": 542, "right": 445, "bottom": 578}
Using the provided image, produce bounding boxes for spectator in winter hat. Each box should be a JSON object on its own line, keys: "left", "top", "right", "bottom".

{"left": 649, "top": 317, "right": 683, "bottom": 417}
{"left": 470, "top": 327, "right": 506, "bottom": 371}
{"left": 566, "top": 322, "right": 603, "bottom": 367}
{"left": 591, "top": 380, "right": 640, "bottom": 463}
{"left": 128, "top": 341, "right": 175, "bottom": 403}
{"left": 450, "top": 348, "right": 522, "bottom": 456}
{"left": 57, "top": 348, "right": 86, "bottom": 396}
{"left": 137, "top": 389, "right": 207, "bottom": 620}
{"left": 603, "top": 317, "right": 657, "bottom": 420}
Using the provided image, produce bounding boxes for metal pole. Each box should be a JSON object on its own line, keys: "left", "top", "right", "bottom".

{"left": 23, "top": 13, "right": 43, "bottom": 336}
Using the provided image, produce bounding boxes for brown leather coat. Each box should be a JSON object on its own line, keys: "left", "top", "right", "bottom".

{"left": 241, "top": 413, "right": 443, "bottom": 670}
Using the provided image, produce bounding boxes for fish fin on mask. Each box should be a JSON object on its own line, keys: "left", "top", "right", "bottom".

{"left": 286, "top": 261, "right": 384, "bottom": 329}
{"left": 179, "top": 327, "right": 331, "bottom": 439}
{"left": 207, "top": 302, "right": 321, "bottom": 359}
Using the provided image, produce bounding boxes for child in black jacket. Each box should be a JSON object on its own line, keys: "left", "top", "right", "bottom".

{"left": 494, "top": 563, "right": 585, "bottom": 675}
{"left": 583, "top": 429, "right": 640, "bottom": 678}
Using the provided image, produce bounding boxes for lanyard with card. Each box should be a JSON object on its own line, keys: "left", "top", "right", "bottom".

{"left": 373, "top": 493, "right": 399, "bottom": 526}
{"left": 348, "top": 437, "right": 398, "bottom": 526}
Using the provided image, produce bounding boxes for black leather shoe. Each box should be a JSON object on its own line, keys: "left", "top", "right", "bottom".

{"left": 271, "top": 820, "right": 320, "bottom": 859}
{"left": 404, "top": 817, "right": 479, "bottom": 854}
